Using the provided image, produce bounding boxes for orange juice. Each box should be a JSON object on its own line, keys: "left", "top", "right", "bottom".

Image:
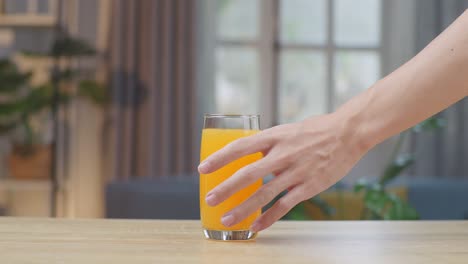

{"left": 200, "top": 128, "right": 262, "bottom": 231}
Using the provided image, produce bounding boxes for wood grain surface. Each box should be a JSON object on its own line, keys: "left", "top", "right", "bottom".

{"left": 0, "top": 218, "right": 467, "bottom": 264}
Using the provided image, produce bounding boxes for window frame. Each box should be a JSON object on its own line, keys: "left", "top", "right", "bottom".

{"left": 215, "top": 0, "right": 389, "bottom": 128}
{"left": 0, "top": 0, "right": 57, "bottom": 27}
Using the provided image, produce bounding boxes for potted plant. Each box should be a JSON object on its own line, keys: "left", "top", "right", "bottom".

{"left": 0, "top": 59, "right": 50, "bottom": 179}
{"left": 353, "top": 116, "right": 445, "bottom": 220}
{"left": 0, "top": 35, "right": 107, "bottom": 180}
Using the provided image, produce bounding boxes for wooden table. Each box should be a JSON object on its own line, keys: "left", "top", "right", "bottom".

{"left": 1, "top": 218, "right": 467, "bottom": 263}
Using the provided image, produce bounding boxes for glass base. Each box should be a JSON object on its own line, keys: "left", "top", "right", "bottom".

{"left": 203, "top": 229, "right": 257, "bottom": 241}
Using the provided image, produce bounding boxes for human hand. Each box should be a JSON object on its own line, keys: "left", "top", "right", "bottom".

{"left": 198, "top": 113, "right": 370, "bottom": 232}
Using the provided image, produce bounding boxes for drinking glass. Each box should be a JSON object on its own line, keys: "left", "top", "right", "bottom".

{"left": 200, "top": 114, "right": 262, "bottom": 241}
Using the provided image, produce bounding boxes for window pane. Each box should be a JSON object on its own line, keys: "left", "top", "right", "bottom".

{"left": 334, "top": 51, "right": 380, "bottom": 108}
{"left": 4, "top": 0, "right": 28, "bottom": 14}
{"left": 334, "top": 0, "right": 381, "bottom": 46}
{"left": 279, "top": 50, "right": 326, "bottom": 123}
{"left": 217, "top": 0, "right": 259, "bottom": 40}
{"left": 37, "top": 0, "right": 50, "bottom": 14}
{"left": 279, "top": 0, "right": 327, "bottom": 45}
{"left": 215, "top": 47, "right": 259, "bottom": 114}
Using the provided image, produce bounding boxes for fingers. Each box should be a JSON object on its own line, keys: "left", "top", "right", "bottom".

{"left": 250, "top": 186, "right": 306, "bottom": 232}
{"left": 205, "top": 157, "right": 280, "bottom": 206}
{"left": 198, "top": 133, "right": 271, "bottom": 174}
{"left": 220, "top": 172, "right": 299, "bottom": 227}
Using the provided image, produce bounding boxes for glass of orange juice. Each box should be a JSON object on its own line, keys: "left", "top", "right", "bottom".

{"left": 200, "top": 114, "right": 262, "bottom": 241}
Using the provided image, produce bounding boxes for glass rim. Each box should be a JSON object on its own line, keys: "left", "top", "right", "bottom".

{"left": 204, "top": 114, "right": 260, "bottom": 119}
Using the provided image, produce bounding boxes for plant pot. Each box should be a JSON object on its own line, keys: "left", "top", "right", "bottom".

{"left": 7, "top": 144, "right": 51, "bottom": 180}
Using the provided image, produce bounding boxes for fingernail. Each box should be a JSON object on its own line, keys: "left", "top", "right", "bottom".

{"left": 221, "top": 214, "right": 234, "bottom": 227}
{"left": 250, "top": 222, "right": 260, "bottom": 232}
{"left": 205, "top": 193, "right": 217, "bottom": 206}
{"left": 198, "top": 161, "right": 209, "bottom": 173}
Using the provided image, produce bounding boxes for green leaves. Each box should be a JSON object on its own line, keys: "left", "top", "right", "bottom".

{"left": 0, "top": 120, "right": 19, "bottom": 134}
{"left": 78, "top": 80, "right": 109, "bottom": 106}
{"left": 384, "top": 194, "right": 419, "bottom": 220}
{"left": 265, "top": 190, "right": 333, "bottom": 221}
{"left": 0, "top": 100, "right": 28, "bottom": 117}
{"left": 24, "top": 84, "right": 63, "bottom": 113}
{"left": 284, "top": 202, "right": 309, "bottom": 220}
{"left": 307, "top": 196, "right": 335, "bottom": 216}
{"left": 23, "top": 35, "right": 96, "bottom": 58}
{"left": 0, "top": 59, "right": 32, "bottom": 94}
{"left": 363, "top": 188, "right": 387, "bottom": 217}
{"left": 412, "top": 116, "right": 446, "bottom": 133}
{"left": 0, "top": 82, "right": 71, "bottom": 136}
{"left": 0, "top": 59, "right": 31, "bottom": 135}
{"left": 353, "top": 114, "right": 446, "bottom": 221}
{"left": 354, "top": 179, "right": 368, "bottom": 193}
{"left": 20, "top": 50, "right": 49, "bottom": 58}
{"left": 379, "top": 153, "right": 415, "bottom": 185}
{"left": 282, "top": 196, "right": 335, "bottom": 220}
{"left": 51, "top": 36, "right": 96, "bottom": 57}
{"left": 54, "top": 69, "right": 77, "bottom": 82}
{"left": 0, "top": 33, "right": 104, "bottom": 146}
{"left": 354, "top": 181, "right": 419, "bottom": 220}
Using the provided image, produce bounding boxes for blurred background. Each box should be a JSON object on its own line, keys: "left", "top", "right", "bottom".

{"left": 0, "top": 0, "right": 467, "bottom": 221}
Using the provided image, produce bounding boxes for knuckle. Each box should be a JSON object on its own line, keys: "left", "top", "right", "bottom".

{"left": 302, "top": 180, "right": 317, "bottom": 192}
{"left": 229, "top": 137, "right": 255, "bottom": 156}
{"left": 298, "top": 172, "right": 308, "bottom": 183}
{"left": 291, "top": 168, "right": 307, "bottom": 183}
{"left": 241, "top": 166, "right": 258, "bottom": 182}
{"left": 235, "top": 137, "right": 247, "bottom": 145}
{"left": 275, "top": 154, "right": 290, "bottom": 165}
{"left": 276, "top": 198, "right": 292, "bottom": 213}
{"left": 258, "top": 141, "right": 271, "bottom": 153}
{"left": 317, "top": 149, "right": 331, "bottom": 161}
{"left": 225, "top": 141, "right": 241, "bottom": 155}
{"left": 248, "top": 135, "right": 272, "bottom": 153}
{"left": 232, "top": 206, "right": 250, "bottom": 220}
{"left": 258, "top": 131, "right": 278, "bottom": 146}
{"left": 257, "top": 186, "right": 277, "bottom": 205}
{"left": 260, "top": 133, "right": 276, "bottom": 145}
{"left": 230, "top": 206, "right": 252, "bottom": 222}
{"left": 242, "top": 160, "right": 268, "bottom": 180}
{"left": 216, "top": 185, "right": 228, "bottom": 196}
{"left": 210, "top": 186, "right": 226, "bottom": 200}
{"left": 315, "top": 164, "right": 326, "bottom": 175}
{"left": 207, "top": 152, "right": 226, "bottom": 168}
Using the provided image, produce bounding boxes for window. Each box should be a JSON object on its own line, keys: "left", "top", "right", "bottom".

{"left": 214, "top": 0, "right": 382, "bottom": 126}
{"left": 0, "top": 0, "right": 57, "bottom": 26}
{"left": 215, "top": 0, "right": 260, "bottom": 115}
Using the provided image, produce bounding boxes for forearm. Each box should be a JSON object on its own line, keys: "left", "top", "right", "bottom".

{"left": 337, "top": 10, "right": 468, "bottom": 150}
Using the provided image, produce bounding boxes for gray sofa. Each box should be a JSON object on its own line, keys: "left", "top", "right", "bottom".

{"left": 106, "top": 176, "right": 468, "bottom": 220}
{"left": 106, "top": 176, "right": 200, "bottom": 219}
{"left": 405, "top": 179, "right": 468, "bottom": 220}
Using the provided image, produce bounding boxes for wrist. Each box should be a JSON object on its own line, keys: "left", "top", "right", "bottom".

{"left": 333, "top": 89, "right": 379, "bottom": 155}
{"left": 299, "top": 110, "right": 372, "bottom": 159}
